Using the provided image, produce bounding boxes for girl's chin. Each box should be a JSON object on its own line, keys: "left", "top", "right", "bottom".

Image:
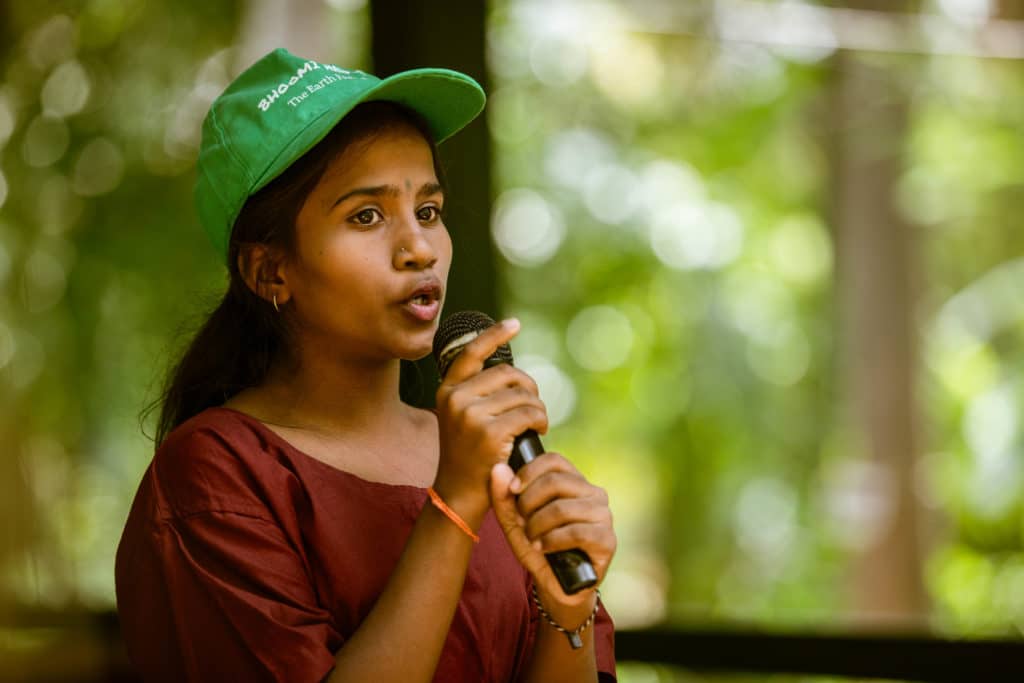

{"left": 386, "top": 325, "right": 439, "bottom": 363}
{"left": 398, "top": 339, "right": 436, "bottom": 363}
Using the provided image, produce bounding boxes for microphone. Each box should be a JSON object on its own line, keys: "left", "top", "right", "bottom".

{"left": 433, "top": 310, "right": 598, "bottom": 595}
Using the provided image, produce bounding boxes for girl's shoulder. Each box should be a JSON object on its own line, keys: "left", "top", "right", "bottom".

{"left": 149, "top": 407, "right": 298, "bottom": 520}
{"left": 160, "top": 406, "right": 270, "bottom": 455}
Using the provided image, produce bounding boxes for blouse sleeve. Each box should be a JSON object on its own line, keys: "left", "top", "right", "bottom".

{"left": 115, "top": 426, "right": 342, "bottom": 683}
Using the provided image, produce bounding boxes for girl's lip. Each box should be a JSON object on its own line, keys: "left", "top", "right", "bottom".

{"left": 403, "top": 297, "right": 441, "bottom": 322}
{"left": 404, "top": 279, "right": 443, "bottom": 302}
{"left": 399, "top": 278, "right": 443, "bottom": 322}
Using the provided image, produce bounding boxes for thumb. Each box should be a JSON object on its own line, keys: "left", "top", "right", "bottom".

{"left": 489, "top": 463, "right": 521, "bottom": 533}
{"left": 490, "top": 464, "right": 549, "bottom": 577}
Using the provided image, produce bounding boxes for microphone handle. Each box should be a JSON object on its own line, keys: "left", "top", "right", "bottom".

{"left": 510, "top": 429, "right": 598, "bottom": 595}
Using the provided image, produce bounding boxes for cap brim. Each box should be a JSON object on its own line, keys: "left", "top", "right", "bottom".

{"left": 366, "top": 68, "right": 486, "bottom": 144}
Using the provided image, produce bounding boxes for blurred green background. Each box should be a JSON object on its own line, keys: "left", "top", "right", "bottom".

{"left": 2, "top": 0, "right": 1024, "bottom": 681}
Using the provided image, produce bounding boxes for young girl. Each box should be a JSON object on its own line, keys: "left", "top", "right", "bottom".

{"left": 115, "top": 48, "right": 617, "bottom": 682}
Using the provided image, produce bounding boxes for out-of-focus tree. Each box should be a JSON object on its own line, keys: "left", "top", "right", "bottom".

{"left": 828, "top": 0, "right": 929, "bottom": 624}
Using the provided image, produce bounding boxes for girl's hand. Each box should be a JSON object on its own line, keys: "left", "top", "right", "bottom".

{"left": 489, "top": 454, "right": 616, "bottom": 611}
{"left": 433, "top": 319, "right": 550, "bottom": 528}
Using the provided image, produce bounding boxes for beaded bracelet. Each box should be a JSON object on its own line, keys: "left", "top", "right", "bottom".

{"left": 426, "top": 487, "right": 480, "bottom": 543}
{"left": 531, "top": 584, "right": 601, "bottom": 650}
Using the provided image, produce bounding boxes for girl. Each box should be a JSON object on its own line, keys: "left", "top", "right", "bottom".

{"left": 116, "top": 48, "right": 617, "bottom": 682}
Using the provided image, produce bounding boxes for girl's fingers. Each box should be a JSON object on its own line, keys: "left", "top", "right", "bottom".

{"left": 451, "top": 362, "right": 540, "bottom": 406}
{"left": 521, "top": 496, "right": 610, "bottom": 543}
{"left": 491, "top": 461, "right": 617, "bottom": 593}
{"left": 513, "top": 455, "right": 605, "bottom": 518}
{"left": 440, "top": 318, "right": 520, "bottom": 385}
{"left": 532, "top": 520, "right": 617, "bottom": 562}
{"left": 490, "top": 464, "right": 553, "bottom": 575}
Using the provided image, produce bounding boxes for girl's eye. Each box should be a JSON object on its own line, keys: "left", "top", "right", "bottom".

{"left": 417, "top": 206, "right": 441, "bottom": 222}
{"left": 352, "top": 208, "right": 381, "bottom": 226}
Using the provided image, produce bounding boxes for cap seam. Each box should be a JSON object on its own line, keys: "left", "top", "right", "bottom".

{"left": 209, "top": 105, "right": 256, "bottom": 189}
{"left": 202, "top": 105, "right": 257, "bottom": 249}
{"left": 197, "top": 162, "right": 239, "bottom": 252}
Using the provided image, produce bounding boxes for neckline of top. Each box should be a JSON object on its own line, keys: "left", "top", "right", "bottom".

{"left": 208, "top": 406, "right": 431, "bottom": 493}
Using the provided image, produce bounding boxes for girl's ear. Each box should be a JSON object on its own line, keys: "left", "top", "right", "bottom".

{"left": 237, "top": 243, "right": 291, "bottom": 306}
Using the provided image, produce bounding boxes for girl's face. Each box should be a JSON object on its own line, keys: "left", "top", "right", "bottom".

{"left": 282, "top": 122, "right": 452, "bottom": 365}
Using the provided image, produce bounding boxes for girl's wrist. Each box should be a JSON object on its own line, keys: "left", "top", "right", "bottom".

{"left": 532, "top": 583, "right": 600, "bottom": 649}
{"left": 533, "top": 582, "right": 599, "bottom": 626}
{"left": 429, "top": 477, "right": 489, "bottom": 530}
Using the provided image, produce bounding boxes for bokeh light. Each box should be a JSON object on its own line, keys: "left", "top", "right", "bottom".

{"left": 566, "top": 305, "right": 635, "bottom": 373}
{"left": 4, "top": 4, "right": 1024, "bottom": 679}
{"left": 492, "top": 188, "right": 566, "bottom": 266}
{"left": 21, "top": 115, "right": 70, "bottom": 168}
{"left": 40, "top": 60, "right": 91, "bottom": 118}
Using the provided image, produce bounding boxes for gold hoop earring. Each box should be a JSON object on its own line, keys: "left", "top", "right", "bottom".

{"left": 272, "top": 294, "right": 280, "bottom": 313}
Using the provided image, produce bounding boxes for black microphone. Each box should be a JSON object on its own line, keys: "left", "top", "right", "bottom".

{"left": 433, "top": 310, "right": 598, "bottom": 596}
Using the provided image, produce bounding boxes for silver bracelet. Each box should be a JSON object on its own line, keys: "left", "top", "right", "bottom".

{"left": 530, "top": 584, "right": 601, "bottom": 650}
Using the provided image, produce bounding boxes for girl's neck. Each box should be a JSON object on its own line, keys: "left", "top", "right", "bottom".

{"left": 234, "top": 350, "right": 413, "bottom": 438}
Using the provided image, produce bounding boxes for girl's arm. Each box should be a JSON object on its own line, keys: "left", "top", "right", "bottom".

{"left": 327, "top": 319, "right": 548, "bottom": 682}
{"left": 323, "top": 496, "right": 478, "bottom": 681}
{"left": 490, "top": 456, "right": 618, "bottom": 683}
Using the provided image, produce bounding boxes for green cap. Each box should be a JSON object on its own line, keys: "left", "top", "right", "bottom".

{"left": 195, "top": 48, "right": 486, "bottom": 260}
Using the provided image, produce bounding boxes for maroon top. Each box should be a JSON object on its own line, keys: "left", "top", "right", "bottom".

{"left": 115, "top": 407, "right": 616, "bottom": 682}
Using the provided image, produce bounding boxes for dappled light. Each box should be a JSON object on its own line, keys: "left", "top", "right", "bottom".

{"left": 3, "top": 0, "right": 1024, "bottom": 681}
{"left": 488, "top": 0, "right": 1024, "bottom": 643}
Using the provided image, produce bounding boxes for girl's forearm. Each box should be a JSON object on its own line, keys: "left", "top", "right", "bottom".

{"left": 520, "top": 591, "right": 600, "bottom": 683}
{"left": 324, "top": 501, "right": 480, "bottom": 682}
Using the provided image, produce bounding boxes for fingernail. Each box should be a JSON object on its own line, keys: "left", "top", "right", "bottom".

{"left": 509, "top": 477, "right": 522, "bottom": 493}
{"left": 502, "top": 317, "right": 520, "bottom": 332}
{"left": 532, "top": 539, "right": 543, "bottom": 551}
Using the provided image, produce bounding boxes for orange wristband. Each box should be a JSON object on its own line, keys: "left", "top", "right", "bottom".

{"left": 427, "top": 487, "right": 480, "bottom": 543}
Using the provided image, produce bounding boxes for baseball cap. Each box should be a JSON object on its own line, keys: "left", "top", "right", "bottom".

{"left": 195, "top": 48, "right": 486, "bottom": 260}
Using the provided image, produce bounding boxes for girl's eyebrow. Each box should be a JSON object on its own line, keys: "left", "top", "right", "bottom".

{"left": 418, "top": 182, "right": 444, "bottom": 198}
{"left": 330, "top": 184, "right": 397, "bottom": 209}
{"left": 330, "top": 181, "right": 443, "bottom": 209}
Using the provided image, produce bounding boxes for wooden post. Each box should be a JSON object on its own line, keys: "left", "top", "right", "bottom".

{"left": 828, "top": 41, "right": 929, "bottom": 622}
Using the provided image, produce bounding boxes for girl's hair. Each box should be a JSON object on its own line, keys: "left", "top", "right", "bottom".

{"left": 152, "top": 102, "right": 445, "bottom": 445}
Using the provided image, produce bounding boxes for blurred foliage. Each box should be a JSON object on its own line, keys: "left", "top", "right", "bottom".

{"left": 1, "top": 0, "right": 236, "bottom": 609}
{"left": 486, "top": 0, "right": 1024, "bottom": 640}
{"left": 1, "top": 6, "right": 1023, "bottom": 681}
{"left": 0, "top": 0, "right": 369, "bottom": 610}
{"left": 488, "top": 0, "right": 841, "bottom": 632}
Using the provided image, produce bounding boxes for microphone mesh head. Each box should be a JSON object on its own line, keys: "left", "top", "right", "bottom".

{"left": 433, "top": 310, "right": 514, "bottom": 378}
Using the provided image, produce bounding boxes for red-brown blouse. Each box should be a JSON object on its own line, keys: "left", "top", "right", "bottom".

{"left": 116, "top": 407, "right": 616, "bottom": 682}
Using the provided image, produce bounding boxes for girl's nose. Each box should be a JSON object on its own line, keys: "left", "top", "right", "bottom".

{"left": 393, "top": 223, "right": 437, "bottom": 270}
